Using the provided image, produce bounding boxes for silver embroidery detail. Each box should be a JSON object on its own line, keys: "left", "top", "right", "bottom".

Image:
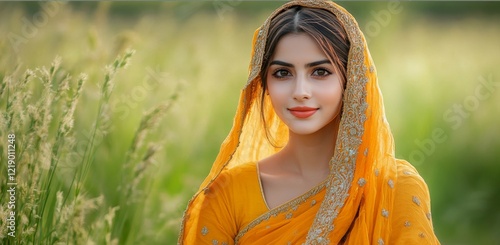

{"left": 375, "top": 169, "right": 380, "bottom": 177}
{"left": 381, "top": 208, "right": 389, "bottom": 218}
{"left": 412, "top": 196, "right": 421, "bottom": 206}
{"left": 305, "top": 1, "right": 368, "bottom": 242}
{"left": 286, "top": 213, "right": 293, "bottom": 219}
{"left": 364, "top": 148, "right": 368, "bottom": 156}
{"left": 426, "top": 212, "right": 432, "bottom": 221}
{"left": 388, "top": 179, "right": 394, "bottom": 189}
{"left": 311, "top": 200, "right": 317, "bottom": 206}
{"left": 349, "top": 149, "right": 355, "bottom": 156}
{"left": 235, "top": 182, "right": 326, "bottom": 243}
{"left": 212, "top": 240, "right": 219, "bottom": 245}
{"left": 419, "top": 232, "right": 426, "bottom": 238}
{"left": 201, "top": 226, "right": 209, "bottom": 236}
{"left": 378, "top": 238, "right": 384, "bottom": 245}
{"left": 358, "top": 178, "right": 366, "bottom": 187}
{"left": 404, "top": 221, "right": 411, "bottom": 227}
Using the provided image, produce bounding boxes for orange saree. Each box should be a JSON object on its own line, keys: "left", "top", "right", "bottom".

{"left": 178, "top": 1, "right": 439, "bottom": 244}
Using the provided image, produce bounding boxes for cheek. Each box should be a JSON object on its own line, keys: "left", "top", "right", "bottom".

{"left": 267, "top": 85, "right": 290, "bottom": 117}
{"left": 331, "top": 88, "right": 343, "bottom": 105}
{"left": 267, "top": 89, "right": 285, "bottom": 109}
{"left": 319, "top": 83, "right": 343, "bottom": 108}
{"left": 267, "top": 82, "right": 287, "bottom": 101}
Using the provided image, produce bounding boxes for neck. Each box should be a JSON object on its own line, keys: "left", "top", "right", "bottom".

{"left": 281, "top": 117, "right": 340, "bottom": 178}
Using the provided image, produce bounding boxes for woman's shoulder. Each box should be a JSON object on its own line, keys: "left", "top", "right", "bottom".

{"left": 390, "top": 162, "right": 439, "bottom": 243}
{"left": 393, "top": 159, "right": 433, "bottom": 222}
{"left": 224, "top": 162, "right": 258, "bottom": 175}
{"left": 395, "top": 159, "right": 428, "bottom": 188}
{"left": 218, "top": 162, "right": 258, "bottom": 182}
{"left": 208, "top": 162, "right": 259, "bottom": 192}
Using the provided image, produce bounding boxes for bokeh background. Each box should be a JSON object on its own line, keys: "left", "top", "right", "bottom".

{"left": 1, "top": 1, "right": 499, "bottom": 244}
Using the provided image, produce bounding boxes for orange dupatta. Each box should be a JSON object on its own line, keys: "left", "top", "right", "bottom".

{"left": 178, "top": 1, "right": 439, "bottom": 244}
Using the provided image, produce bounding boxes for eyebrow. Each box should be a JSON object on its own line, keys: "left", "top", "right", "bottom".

{"left": 269, "top": 59, "right": 331, "bottom": 68}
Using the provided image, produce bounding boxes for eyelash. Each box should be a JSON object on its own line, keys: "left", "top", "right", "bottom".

{"left": 271, "top": 68, "right": 332, "bottom": 79}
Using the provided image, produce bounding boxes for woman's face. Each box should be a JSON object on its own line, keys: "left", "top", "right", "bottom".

{"left": 266, "top": 33, "right": 343, "bottom": 135}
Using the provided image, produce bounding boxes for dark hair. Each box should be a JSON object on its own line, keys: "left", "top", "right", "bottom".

{"left": 259, "top": 6, "right": 350, "bottom": 145}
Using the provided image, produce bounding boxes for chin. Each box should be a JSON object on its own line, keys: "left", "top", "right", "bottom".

{"left": 286, "top": 118, "right": 338, "bottom": 136}
{"left": 287, "top": 124, "right": 325, "bottom": 135}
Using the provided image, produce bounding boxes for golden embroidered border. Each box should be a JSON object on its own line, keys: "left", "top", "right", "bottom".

{"left": 301, "top": 1, "right": 367, "bottom": 244}
{"left": 240, "top": 0, "right": 368, "bottom": 244}
{"left": 234, "top": 181, "right": 327, "bottom": 243}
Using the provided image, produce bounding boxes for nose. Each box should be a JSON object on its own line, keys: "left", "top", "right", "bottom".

{"left": 293, "top": 75, "right": 311, "bottom": 101}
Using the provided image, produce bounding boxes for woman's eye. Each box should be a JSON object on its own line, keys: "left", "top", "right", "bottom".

{"left": 272, "top": 69, "right": 291, "bottom": 78}
{"left": 312, "top": 68, "right": 331, "bottom": 77}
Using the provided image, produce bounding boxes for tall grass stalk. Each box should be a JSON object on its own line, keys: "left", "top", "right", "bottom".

{"left": 113, "top": 92, "right": 178, "bottom": 243}
{"left": 0, "top": 50, "right": 175, "bottom": 244}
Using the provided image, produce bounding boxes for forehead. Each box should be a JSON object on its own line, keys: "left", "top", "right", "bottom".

{"left": 271, "top": 33, "right": 328, "bottom": 63}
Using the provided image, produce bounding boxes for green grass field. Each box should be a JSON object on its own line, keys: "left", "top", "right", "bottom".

{"left": 1, "top": 2, "right": 499, "bottom": 244}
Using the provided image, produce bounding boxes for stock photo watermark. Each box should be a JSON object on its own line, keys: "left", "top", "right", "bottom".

{"left": 363, "top": 0, "right": 403, "bottom": 44}
{"left": 61, "top": 66, "right": 169, "bottom": 171}
{"left": 5, "top": 134, "right": 17, "bottom": 238}
{"left": 8, "top": 0, "right": 67, "bottom": 53}
{"left": 409, "top": 74, "right": 498, "bottom": 165}
{"left": 114, "top": 66, "right": 169, "bottom": 120}
{"left": 212, "top": 0, "right": 243, "bottom": 21}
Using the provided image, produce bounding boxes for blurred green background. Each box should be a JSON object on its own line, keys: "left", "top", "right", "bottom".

{"left": 1, "top": 1, "right": 499, "bottom": 244}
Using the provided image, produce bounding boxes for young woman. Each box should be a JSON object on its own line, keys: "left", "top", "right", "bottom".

{"left": 179, "top": 1, "right": 439, "bottom": 244}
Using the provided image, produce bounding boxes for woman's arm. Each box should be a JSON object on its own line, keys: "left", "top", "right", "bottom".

{"left": 180, "top": 171, "right": 237, "bottom": 245}
{"left": 389, "top": 160, "right": 440, "bottom": 245}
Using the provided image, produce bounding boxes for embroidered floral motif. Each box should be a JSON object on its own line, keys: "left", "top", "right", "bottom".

{"left": 387, "top": 179, "right": 394, "bottom": 189}
{"left": 358, "top": 178, "right": 366, "bottom": 187}
{"left": 426, "top": 212, "right": 432, "bottom": 221}
{"left": 404, "top": 221, "right": 411, "bottom": 227}
{"left": 234, "top": 182, "right": 326, "bottom": 243}
{"left": 381, "top": 209, "right": 389, "bottom": 218}
{"left": 378, "top": 238, "right": 385, "bottom": 245}
{"left": 412, "top": 196, "right": 421, "bottom": 206}
{"left": 201, "top": 226, "right": 209, "bottom": 236}
{"left": 403, "top": 170, "right": 413, "bottom": 175}
{"left": 302, "top": 1, "right": 369, "bottom": 243}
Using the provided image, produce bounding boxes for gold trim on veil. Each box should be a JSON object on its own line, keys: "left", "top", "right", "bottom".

{"left": 179, "top": 0, "right": 400, "bottom": 244}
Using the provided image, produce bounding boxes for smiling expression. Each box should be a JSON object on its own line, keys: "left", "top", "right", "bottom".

{"left": 266, "top": 33, "right": 343, "bottom": 135}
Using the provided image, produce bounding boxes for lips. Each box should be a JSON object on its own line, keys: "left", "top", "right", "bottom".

{"left": 288, "top": 106, "right": 318, "bottom": 119}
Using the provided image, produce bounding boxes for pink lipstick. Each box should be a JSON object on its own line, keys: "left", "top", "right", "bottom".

{"left": 288, "top": 106, "right": 318, "bottom": 119}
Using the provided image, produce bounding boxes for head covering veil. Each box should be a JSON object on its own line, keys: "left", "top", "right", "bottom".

{"left": 180, "top": 0, "right": 399, "bottom": 244}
